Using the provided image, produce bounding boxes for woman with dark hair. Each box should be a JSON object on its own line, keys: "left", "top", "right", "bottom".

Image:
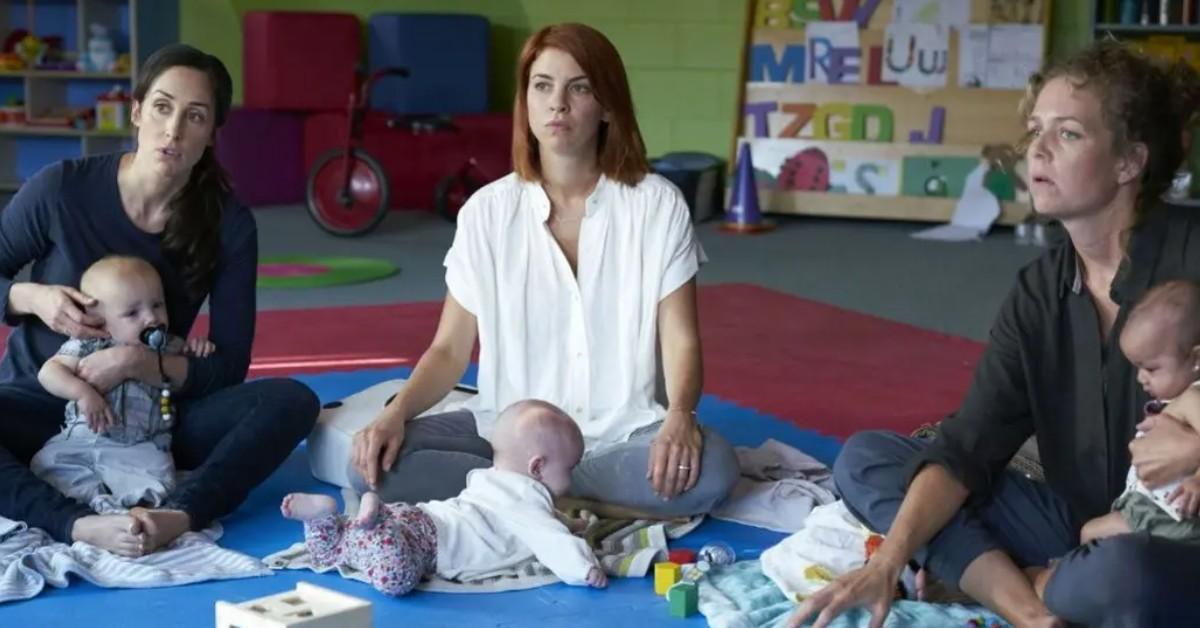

{"left": 0, "top": 44, "right": 318, "bottom": 554}
{"left": 349, "top": 23, "right": 739, "bottom": 517}
{"left": 789, "top": 41, "right": 1200, "bottom": 628}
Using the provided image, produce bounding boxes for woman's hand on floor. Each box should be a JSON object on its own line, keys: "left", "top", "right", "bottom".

{"left": 647, "top": 409, "right": 702, "bottom": 499}
{"left": 785, "top": 561, "right": 900, "bottom": 628}
{"left": 352, "top": 415, "right": 407, "bottom": 489}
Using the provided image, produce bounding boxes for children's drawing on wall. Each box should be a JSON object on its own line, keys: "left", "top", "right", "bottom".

{"left": 805, "top": 21, "right": 860, "bottom": 84}
{"left": 957, "top": 25, "right": 990, "bottom": 88}
{"left": 989, "top": 0, "right": 1044, "bottom": 23}
{"left": 911, "top": 144, "right": 1026, "bottom": 242}
{"left": 882, "top": 23, "right": 948, "bottom": 88}
{"left": 744, "top": 139, "right": 900, "bottom": 196}
{"left": 890, "top": 0, "right": 969, "bottom": 26}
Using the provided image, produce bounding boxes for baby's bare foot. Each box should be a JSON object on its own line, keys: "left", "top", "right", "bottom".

{"left": 351, "top": 492, "right": 381, "bottom": 529}
{"left": 129, "top": 507, "right": 190, "bottom": 552}
{"left": 281, "top": 493, "right": 338, "bottom": 521}
{"left": 71, "top": 514, "right": 146, "bottom": 557}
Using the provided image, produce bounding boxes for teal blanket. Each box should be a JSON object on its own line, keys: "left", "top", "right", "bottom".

{"left": 697, "top": 560, "right": 1010, "bottom": 628}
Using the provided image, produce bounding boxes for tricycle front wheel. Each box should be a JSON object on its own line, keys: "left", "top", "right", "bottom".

{"left": 306, "top": 149, "right": 391, "bottom": 237}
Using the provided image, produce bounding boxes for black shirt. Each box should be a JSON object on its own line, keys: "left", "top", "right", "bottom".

{"left": 0, "top": 153, "right": 257, "bottom": 395}
{"left": 910, "top": 203, "right": 1200, "bottom": 522}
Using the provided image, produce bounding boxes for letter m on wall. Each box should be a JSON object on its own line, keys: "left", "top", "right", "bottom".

{"left": 749, "top": 44, "right": 805, "bottom": 83}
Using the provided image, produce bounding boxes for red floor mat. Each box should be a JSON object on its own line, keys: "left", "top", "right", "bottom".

{"left": 1, "top": 284, "right": 985, "bottom": 438}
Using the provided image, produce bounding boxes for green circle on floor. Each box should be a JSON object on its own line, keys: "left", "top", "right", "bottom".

{"left": 257, "top": 256, "right": 399, "bottom": 289}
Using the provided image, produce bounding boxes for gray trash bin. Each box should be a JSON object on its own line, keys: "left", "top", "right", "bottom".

{"left": 650, "top": 152, "right": 725, "bottom": 223}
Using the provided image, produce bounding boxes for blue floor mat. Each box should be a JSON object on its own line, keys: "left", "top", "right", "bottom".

{"left": 1, "top": 368, "right": 845, "bottom": 627}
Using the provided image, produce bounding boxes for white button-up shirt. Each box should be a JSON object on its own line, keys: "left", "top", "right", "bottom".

{"left": 444, "top": 172, "right": 705, "bottom": 449}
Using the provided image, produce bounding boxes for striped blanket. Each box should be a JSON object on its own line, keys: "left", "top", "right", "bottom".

{"left": 0, "top": 516, "right": 271, "bottom": 603}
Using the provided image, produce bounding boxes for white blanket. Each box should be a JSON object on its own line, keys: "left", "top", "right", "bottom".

{"left": 0, "top": 516, "right": 271, "bottom": 603}
{"left": 759, "top": 500, "right": 875, "bottom": 601}
{"left": 713, "top": 439, "right": 839, "bottom": 533}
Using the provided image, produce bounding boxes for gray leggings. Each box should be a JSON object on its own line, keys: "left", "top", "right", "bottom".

{"left": 347, "top": 410, "right": 740, "bottom": 517}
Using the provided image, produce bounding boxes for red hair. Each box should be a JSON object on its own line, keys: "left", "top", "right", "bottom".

{"left": 512, "top": 23, "right": 650, "bottom": 186}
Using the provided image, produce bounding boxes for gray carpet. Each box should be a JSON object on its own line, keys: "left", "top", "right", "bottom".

{"left": 254, "top": 206, "right": 1045, "bottom": 342}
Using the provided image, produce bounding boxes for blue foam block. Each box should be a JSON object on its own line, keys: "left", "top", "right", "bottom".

{"left": 367, "top": 13, "right": 490, "bottom": 115}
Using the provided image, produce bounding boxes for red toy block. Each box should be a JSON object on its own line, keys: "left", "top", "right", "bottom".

{"left": 243, "top": 11, "right": 361, "bottom": 111}
{"left": 668, "top": 548, "right": 697, "bottom": 565}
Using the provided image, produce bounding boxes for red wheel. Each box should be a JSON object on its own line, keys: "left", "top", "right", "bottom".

{"left": 306, "top": 149, "right": 391, "bottom": 237}
{"left": 435, "top": 171, "right": 481, "bottom": 222}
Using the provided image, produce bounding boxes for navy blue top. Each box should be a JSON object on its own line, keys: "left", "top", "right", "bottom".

{"left": 0, "top": 153, "right": 257, "bottom": 396}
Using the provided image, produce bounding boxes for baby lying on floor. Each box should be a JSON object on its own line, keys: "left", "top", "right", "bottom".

{"left": 282, "top": 399, "right": 606, "bottom": 595}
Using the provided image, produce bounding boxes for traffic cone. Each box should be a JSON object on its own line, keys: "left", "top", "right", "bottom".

{"left": 721, "top": 142, "right": 775, "bottom": 233}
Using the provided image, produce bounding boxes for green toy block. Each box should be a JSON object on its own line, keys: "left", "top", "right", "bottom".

{"left": 667, "top": 581, "right": 698, "bottom": 618}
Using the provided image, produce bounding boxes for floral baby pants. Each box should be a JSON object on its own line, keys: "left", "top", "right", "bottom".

{"left": 304, "top": 503, "right": 438, "bottom": 595}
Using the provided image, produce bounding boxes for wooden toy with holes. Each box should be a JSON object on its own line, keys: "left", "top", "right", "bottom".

{"left": 214, "top": 582, "right": 372, "bottom": 628}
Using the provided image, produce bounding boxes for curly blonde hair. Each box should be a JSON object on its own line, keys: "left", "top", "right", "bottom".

{"left": 1017, "top": 40, "right": 1200, "bottom": 219}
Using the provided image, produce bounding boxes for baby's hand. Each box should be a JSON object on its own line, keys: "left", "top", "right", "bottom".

{"left": 184, "top": 337, "right": 216, "bottom": 357}
{"left": 1170, "top": 474, "right": 1200, "bottom": 519}
{"left": 564, "top": 515, "right": 589, "bottom": 534}
{"left": 78, "top": 388, "right": 116, "bottom": 433}
{"left": 586, "top": 565, "right": 607, "bottom": 588}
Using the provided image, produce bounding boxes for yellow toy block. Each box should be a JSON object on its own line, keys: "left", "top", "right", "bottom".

{"left": 654, "top": 561, "right": 681, "bottom": 595}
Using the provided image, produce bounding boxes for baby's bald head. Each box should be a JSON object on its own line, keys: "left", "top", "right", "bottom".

{"left": 491, "top": 399, "right": 583, "bottom": 497}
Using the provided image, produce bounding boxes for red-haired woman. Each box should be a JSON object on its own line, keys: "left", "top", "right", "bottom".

{"left": 349, "top": 23, "right": 738, "bottom": 517}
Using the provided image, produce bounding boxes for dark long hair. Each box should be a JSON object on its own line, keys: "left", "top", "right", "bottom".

{"left": 133, "top": 44, "right": 233, "bottom": 301}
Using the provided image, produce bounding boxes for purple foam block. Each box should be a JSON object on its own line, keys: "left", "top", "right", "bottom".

{"left": 216, "top": 107, "right": 306, "bottom": 207}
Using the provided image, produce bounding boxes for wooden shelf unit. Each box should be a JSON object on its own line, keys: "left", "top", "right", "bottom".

{"left": 0, "top": 0, "right": 178, "bottom": 194}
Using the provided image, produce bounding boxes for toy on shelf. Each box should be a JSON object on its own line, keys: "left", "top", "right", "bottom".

{"left": 95, "top": 85, "right": 129, "bottom": 131}
{"left": 78, "top": 23, "right": 116, "bottom": 73}
{"left": 33, "top": 35, "right": 71, "bottom": 70}
{"left": 72, "top": 108, "right": 94, "bottom": 130}
{"left": 0, "top": 99, "right": 24, "bottom": 125}
{"left": 0, "top": 53, "right": 22, "bottom": 71}
{"left": 14, "top": 34, "right": 45, "bottom": 67}
{"left": 26, "top": 105, "right": 89, "bottom": 128}
{"left": 215, "top": 582, "right": 372, "bottom": 628}
{"left": 113, "top": 53, "right": 130, "bottom": 74}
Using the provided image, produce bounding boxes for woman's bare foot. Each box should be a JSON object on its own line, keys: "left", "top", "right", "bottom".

{"left": 1023, "top": 564, "right": 1056, "bottom": 601}
{"left": 71, "top": 514, "right": 146, "bottom": 557}
{"left": 1022, "top": 615, "right": 1066, "bottom": 628}
{"left": 280, "top": 493, "right": 338, "bottom": 521}
{"left": 129, "top": 507, "right": 190, "bottom": 552}
{"left": 351, "top": 492, "right": 381, "bottom": 529}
